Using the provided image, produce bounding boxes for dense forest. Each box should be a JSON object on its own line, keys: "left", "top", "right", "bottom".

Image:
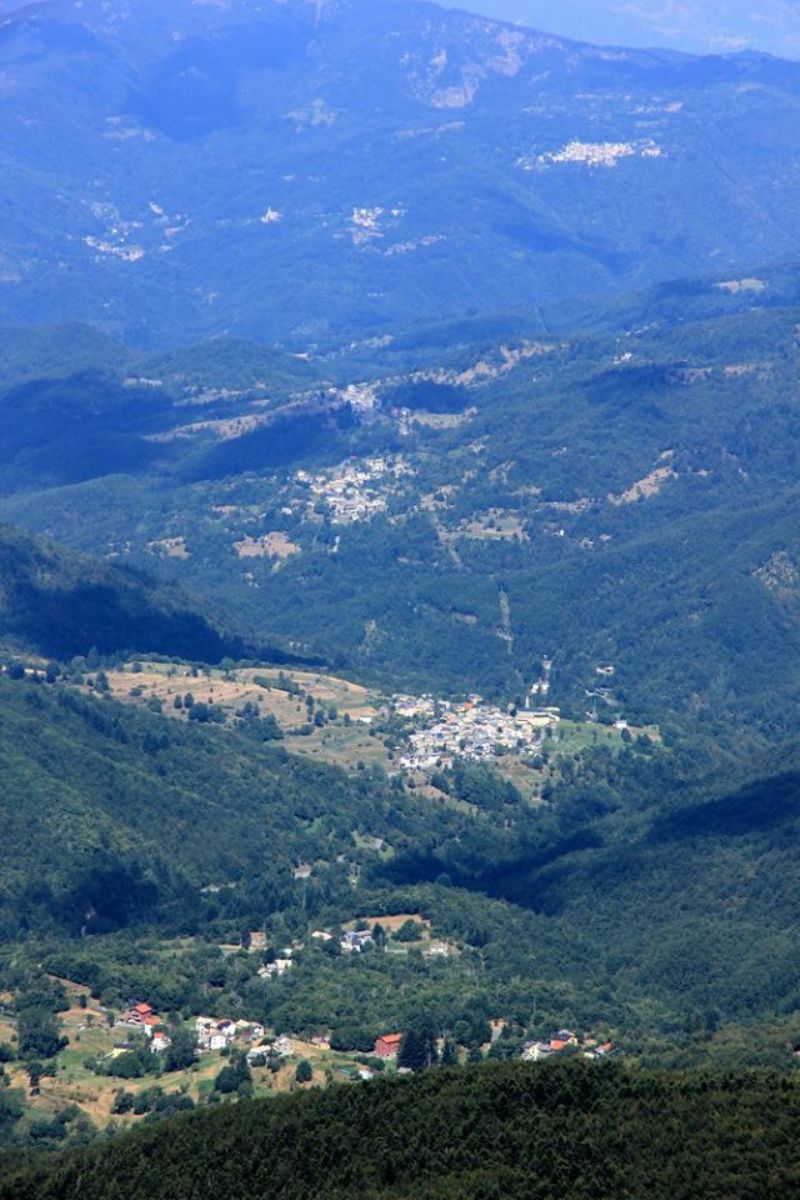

{"left": 0, "top": 670, "right": 499, "bottom": 940}
{"left": 0, "top": 523, "right": 253, "bottom": 664}
{"left": 2, "top": 1061, "right": 798, "bottom": 1199}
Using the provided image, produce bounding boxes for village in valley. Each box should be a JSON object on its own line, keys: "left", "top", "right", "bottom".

{"left": 72, "top": 652, "right": 646, "bottom": 808}
{"left": 0, "top": 656, "right": 639, "bottom": 1135}
{"left": 0, "top": 917, "right": 616, "bottom": 1135}
{"left": 116, "top": 989, "right": 613, "bottom": 1073}
{"left": 395, "top": 692, "right": 562, "bottom": 771}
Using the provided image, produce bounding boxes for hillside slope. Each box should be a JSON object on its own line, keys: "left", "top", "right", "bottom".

{"left": 1, "top": 654, "right": 797, "bottom": 1038}
{"left": 0, "top": 671, "right": 472, "bottom": 940}
{"left": 2, "top": 1061, "right": 798, "bottom": 1199}
{"left": 4, "top": 281, "right": 799, "bottom": 731}
{"left": 0, "top": 523, "right": 251, "bottom": 662}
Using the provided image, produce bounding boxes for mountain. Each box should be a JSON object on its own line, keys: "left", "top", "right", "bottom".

{"left": 438, "top": 1, "right": 800, "bottom": 59}
{"left": 3, "top": 1061, "right": 798, "bottom": 1199}
{"left": 4, "top": 0, "right": 800, "bottom": 343}
{"left": 0, "top": 522, "right": 253, "bottom": 661}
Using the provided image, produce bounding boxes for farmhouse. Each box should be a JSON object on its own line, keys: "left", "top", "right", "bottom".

{"left": 258, "top": 957, "right": 294, "bottom": 979}
{"left": 272, "top": 1035, "right": 296, "bottom": 1057}
{"left": 236, "top": 1021, "right": 265, "bottom": 1042}
{"left": 127, "top": 1002, "right": 155, "bottom": 1025}
{"left": 375, "top": 1032, "right": 403, "bottom": 1059}
{"left": 341, "top": 930, "right": 373, "bottom": 952}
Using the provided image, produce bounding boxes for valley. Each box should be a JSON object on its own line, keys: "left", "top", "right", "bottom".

{"left": 0, "top": 0, "right": 798, "bottom": 1191}
{"left": 3, "top": 268, "right": 800, "bottom": 734}
{"left": 83, "top": 658, "right": 638, "bottom": 781}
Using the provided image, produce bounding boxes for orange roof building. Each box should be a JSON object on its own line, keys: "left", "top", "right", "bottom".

{"left": 128, "top": 1002, "right": 155, "bottom": 1023}
{"left": 375, "top": 1033, "right": 403, "bottom": 1059}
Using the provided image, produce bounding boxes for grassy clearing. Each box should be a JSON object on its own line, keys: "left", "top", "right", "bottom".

{"left": 96, "top": 662, "right": 389, "bottom": 771}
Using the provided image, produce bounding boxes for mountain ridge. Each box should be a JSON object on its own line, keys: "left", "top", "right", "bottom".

{"left": 0, "top": 521, "right": 265, "bottom": 662}
{"left": 4, "top": 0, "right": 800, "bottom": 342}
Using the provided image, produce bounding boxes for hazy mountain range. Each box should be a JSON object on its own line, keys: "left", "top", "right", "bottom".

{"left": 433, "top": 0, "right": 800, "bottom": 58}
{"left": 3, "top": 0, "right": 800, "bottom": 345}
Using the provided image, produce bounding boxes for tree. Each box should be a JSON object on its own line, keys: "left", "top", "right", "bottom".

{"left": 394, "top": 920, "right": 423, "bottom": 943}
{"left": 295, "top": 1060, "right": 313, "bottom": 1084}
{"left": 213, "top": 1064, "right": 241, "bottom": 1095}
{"left": 112, "top": 1090, "right": 135, "bottom": 1114}
{"left": 398, "top": 1018, "right": 438, "bottom": 1072}
{"left": 214, "top": 1053, "right": 251, "bottom": 1096}
{"left": 398, "top": 1029, "right": 425, "bottom": 1072}
{"left": 164, "top": 1028, "right": 198, "bottom": 1073}
{"left": 440, "top": 1039, "right": 458, "bottom": 1067}
{"left": 372, "top": 922, "right": 387, "bottom": 949}
{"left": 18, "top": 1008, "right": 67, "bottom": 1061}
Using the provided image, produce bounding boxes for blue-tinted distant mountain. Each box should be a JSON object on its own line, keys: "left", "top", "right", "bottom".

{"left": 431, "top": 1, "right": 800, "bottom": 59}
{"left": 3, "top": 0, "right": 800, "bottom": 344}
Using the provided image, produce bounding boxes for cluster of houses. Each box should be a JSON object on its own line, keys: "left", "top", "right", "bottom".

{"left": 125, "top": 1002, "right": 171, "bottom": 1053}
{"left": 195, "top": 1017, "right": 241, "bottom": 1052}
{"left": 123, "top": 1003, "right": 268, "bottom": 1058}
{"left": 294, "top": 457, "right": 413, "bottom": 525}
{"left": 521, "top": 1029, "right": 614, "bottom": 1063}
{"left": 396, "top": 691, "right": 561, "bottom": 771}
{"left": 121, "top": 1001, "right": 614, "bottom": 1077}
{"left": 311, "top": 925, "right": 451, "bottom": 962}
{"left": 311, "top": 928, "right": 375, "bottom": 953}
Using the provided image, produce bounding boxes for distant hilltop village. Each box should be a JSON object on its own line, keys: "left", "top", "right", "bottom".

{"left": 294, "top": 457, "right": 413, "bottom": 525}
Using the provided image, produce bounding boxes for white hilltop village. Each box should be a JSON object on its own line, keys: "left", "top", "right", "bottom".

{"left": 295, "top": 456, "right": 413, "bottom": 524}
{"left": 395, "top": 659, "right": 560, "bottom": 771}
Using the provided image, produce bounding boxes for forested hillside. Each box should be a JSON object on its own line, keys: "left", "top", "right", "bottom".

{"left": 0, "top": 662, "right": 797, "bottom": 1052}
{"left": 0, "top": 524, "right": 249, "bottom": 662}
{"left": 2, "top": 1061, "right": 798, "bottom": 1199}
{"left": 0, "top": 672, "right": 489, "bottom": 940}
{"left": 2, "top": 274, "right": 800, "bottom": 732}
{"left": 0, "top": 0, "right": 798, "bottom": 1189}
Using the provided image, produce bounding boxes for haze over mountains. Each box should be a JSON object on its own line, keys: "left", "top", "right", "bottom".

{"left": 433, "top": 0, "right": 800, "bottom": 58}
{"left": 4, "top": 0, "right": 800, "bottom": 344}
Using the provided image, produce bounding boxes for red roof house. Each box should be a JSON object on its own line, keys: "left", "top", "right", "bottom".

{"left": 128, "top": 1003, "right": 154, "bottom": 1024}
{"left": 374, "top": 1033, "right": 403, "bottom": 1059}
